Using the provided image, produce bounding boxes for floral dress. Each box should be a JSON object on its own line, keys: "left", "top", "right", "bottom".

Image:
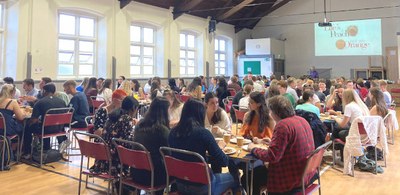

{"left": 94, "top": 107, "right": 108, "bottom": 131}
{"left": 91, "top": 114, "right": 134, "bottom": 176}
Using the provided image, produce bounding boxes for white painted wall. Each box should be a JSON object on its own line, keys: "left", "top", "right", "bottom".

{"left": 2, "top": 0, "right": 237, "bottom": 80}
{"left": 248, "top": 0, "right": 400, "bottom": 79}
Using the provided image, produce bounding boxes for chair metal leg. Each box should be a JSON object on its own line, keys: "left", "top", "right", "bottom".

{"left": 78, "top": 156, "right": 84, "bottom": 195}
{"left": 40, "top": 137, "right": 44, "bottom": 168}
{"left": 1, "top": 137, "right": 5, "bottom": 171}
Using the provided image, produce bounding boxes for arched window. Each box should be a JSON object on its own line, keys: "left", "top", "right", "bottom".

{"left": 215, "top": 37, "right": 227, "bottom": 75}
{"left": 180, "top": 31, "right": 198, "bottom": 76}
{"left": 130, "top": 23, "right": 156, "bottom": 76}
{"left": 57, "top": 12, "right": 97, "bottom": 77}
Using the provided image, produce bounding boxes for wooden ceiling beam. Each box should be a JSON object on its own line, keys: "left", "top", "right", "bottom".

{"left": 119, "top": 0, "right": 133, "bottom": 9}
{"left": 217, "top": 0, "right": 255, "bottom": 21}
{"left": 173, "top": 0, "right": 203, "bottom": 20}
{"left": 235, "top": 0, "right": 292, "bottom": 32}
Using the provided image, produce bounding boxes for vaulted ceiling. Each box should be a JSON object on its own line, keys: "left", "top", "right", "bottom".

{"left": 119, "top": 0, "right": 292, "bottom": 33}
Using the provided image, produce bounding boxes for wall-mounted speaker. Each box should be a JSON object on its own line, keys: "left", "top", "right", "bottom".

{"left": 209, "top": 20, "right": 216, "bottom": 33}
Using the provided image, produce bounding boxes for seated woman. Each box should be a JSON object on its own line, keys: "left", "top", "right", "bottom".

{"left": 150, "top": 81, "right": 163, "bottom": 100}
{"left": 163, "top": 90, "right": 183, "bottom": 128}
{"left": 369, "top": 87, "right": 388, "bottom": 118}
{"left": 169, "top": 99, "right": 239, "bottom": 194}
{"left": 132, "top": 97, "right": 170, "bottom": 195}
{"left": 131, "top": 79, "right": 146, "bottom": 100}
{"left": 295, "top": 90, "right": 320, "bottom": 117}
{"left": 0, "top": 84, "right": 25, "bottom": 136}
{"left": 216, "top": 77, "right": 229, "bottom": 109}
{"left": 119, "top": 80, "right": 133, "bottom": 96}
{"left": 84, "top": 77, "right": 98, "bottom": 113}
{"left": 187, "top": 77, "right": 202, "bottom": 99}
{"left": 326, "top": 84, "right": 344, "bottom": 115}
{"left": 240, "top": 92, "right": 275, "bottom": 141}
{"left": 204, "top": 92, "right": 231, "bottom": 138}
{"left": 177, "top": 78, "right": 186, "bottom": 93}
{"left": 93, "top": 89, "right": 127, "bottom": 136}
{"left": 238, "top": 84, "right": 253, "bottom": 111}
{"left": 91, "top": 96, "right": 139, "bottom": 175}
{"left": 168, "top": 78, "right": 180, "bottom": 94}
{"left": 333, "top": 89, "right": 369, "bottom": 142}
{"left": 97, "top": 79, "right": 113, "bottom": 105}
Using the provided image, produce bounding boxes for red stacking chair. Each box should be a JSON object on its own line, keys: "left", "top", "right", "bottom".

{"left": 73, "top": 132, "right": 116, "bottom": 195}
{"left": 68, "top": 115, "right": 95, "bottom": 155}
{"left": 112, "top": 138, "right": 166, "bottom": 195}
{"left": 261, "top": 141, "right": 332, "bottom": 195}
{"left": 90, "top": 96, "right": 105, "bottom": 115}
{"left": 180, "top": 94, "right": 191, "bottom": 103}
{"left": 232, "top": 104, "right": 246, "bottom": 135}
{"left": 297, "top": 141, "right": 332, "bottom": 195}
{"left": 0, "top": 112, "right": 21, "bottom": 170}
{"left": 31, "top": 107, "right": 73, "bottom": 167}
{"left": 160, "top": 147, "right": 233, "bottom": 195}
{"left": 223, "top": 97, "right": 233, "bottom": 113}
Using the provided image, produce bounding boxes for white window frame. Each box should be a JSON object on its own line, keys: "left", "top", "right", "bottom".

{"left": 180, "top": 31, "right": 197, "bottom": 77}
{"left": 215, "top": 37, "right": 227, "bottom": 76}
{"left": 0, "top": 3, "right": 5, "bottom": 77}
{"left": 130, "top": 23, "right": 156, "bottom": 76}
{"left": 57, "top": 11, "right": 97, "bottom": 78}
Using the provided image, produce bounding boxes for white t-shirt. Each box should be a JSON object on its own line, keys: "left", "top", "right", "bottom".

{"left": 383, "top": 91, "right": 392, "bottom": 103}
{"left": 239, "top": 96, "right": 250, "bottom": 110}
{"left": 169, "top": 104, "right": 183, "bottom": 122}
{"left": 312, "top": 94, "right": 320, "bottom": 105}
{"left": 253, "top": 82, "right": 264, "bottom": 92}
{"left": 344, "top": 102, "right": 365, "bottom": 123}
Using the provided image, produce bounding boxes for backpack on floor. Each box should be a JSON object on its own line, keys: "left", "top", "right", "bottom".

{"left": 32, "top": 149, "right": 62, "bottom": 164}
{"left": 0, "top": 135, "right": 13, "bottom": 171}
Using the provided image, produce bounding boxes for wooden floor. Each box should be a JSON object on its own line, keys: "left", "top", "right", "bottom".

{"left": 2, "top": 110, "right": 400, "bottom": 195}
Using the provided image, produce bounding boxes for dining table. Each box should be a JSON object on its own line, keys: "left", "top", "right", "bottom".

{"left": 217, "top": 138, "right": 269, "bottom": 195}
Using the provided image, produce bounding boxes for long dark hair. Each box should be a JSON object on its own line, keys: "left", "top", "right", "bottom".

{"left": 107, "top": 96, "right": 139, "bottom": 123}
{"left": 245, "top": 91, "right": 270, "bottom": 133}
{"left": 99, "top": 79, "right": 112, "bottom": 94}
{"left": 217, "top": 77, "right": 228, "bottom": 91}
{"left": 136, "top": 96, "right": 170, "bottom": 131}
{"left": 187, "top": 77, "right": 202, "bottom": 92}
{"left": 297, "top": 90, "right": 314, "bottom": 105}
{"left": 84, "top": 77, "right": 97, "bottom": 93}
{"left": 131, "top": 79, "right": 141, "bottom": 92}
{"left": 150, "top": 81, "right": 160, "bottom": 100}
{"left": 171, "top": 99, "right": 205, "bottom": 137}
{"left": 370, "top": 87, "right": 388, "bottom": 118}
{"left": 204, "top": 92, "right": 222, "bottom": 125}
{"left": 333, "top": 84, "right": 344, "bottom": 109}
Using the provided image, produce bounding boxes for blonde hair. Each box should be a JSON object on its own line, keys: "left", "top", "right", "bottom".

{"left": 119, "top": 80, "right": 133, "bottom": 95}
{"left": 342, "top": 89, "right": 356, "bottom": 106}
{"left": 0, "top": 84, "right": 15, "bottom": 103}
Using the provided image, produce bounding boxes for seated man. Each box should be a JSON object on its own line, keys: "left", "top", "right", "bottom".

{"left": 20, "top": 78, "right": 39, "bottom": 106}
{"left": 247, "top": 95, "right": 315, "bottom": 194}
{"left": 20, "top": 77, "right": 52, "bottom": 105}
{"left": 63, "top": 80, "right": 90, "bottom": 128}
{"left": 23, "top": 83, "right": 69, "bottom": 157}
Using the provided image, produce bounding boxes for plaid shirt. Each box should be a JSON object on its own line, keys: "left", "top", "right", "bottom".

{"left": 252, "top": 116, "right": 315, "bottom": 193}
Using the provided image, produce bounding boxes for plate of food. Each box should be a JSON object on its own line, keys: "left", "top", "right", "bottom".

{"left": 215, "top": 138, "right": 223, "bottom": 142}
{"left": 223, "top": 147, "right": 236, "bottom": 155}
{"left": 230, "top": 138, "right": 251, "bottom": 145}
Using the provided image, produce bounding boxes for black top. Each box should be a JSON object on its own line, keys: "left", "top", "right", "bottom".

{"left": 32, "top": 96, "right": 67, "bottom": 133}
{"left": 132, "top": 124, "right": 169, "bottom": 186}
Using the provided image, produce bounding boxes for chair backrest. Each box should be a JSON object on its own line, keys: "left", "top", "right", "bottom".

{"left": 223, "top": 97, "right": 233, "bottom": 113}
{"left": 232, "top": 105, "right": 246, "bottom": 122}
{"left": 301, "top": 141, "right": 332, "bottom": 193}
{"left": 0, "top": 112, "right": 5, "bottom": 136}
{"left": 73, "top": 131, "right": 111, "bottom": 161}
{"left": 160, "top": 147, "right": 211, "bottom": 194}
{"left": 112, "top": 138, "right": 155, "bottom": 187}
{"left": 180, "top": 95, "right": 191, "bottom": 103}
{"left": 91, "top": 96, "right": 105, "bottom": 112}
{"left": 42, "top": 107, "right": 74, "bottom": 129}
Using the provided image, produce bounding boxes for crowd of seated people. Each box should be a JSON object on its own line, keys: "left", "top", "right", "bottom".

{"left": 0, "top": 73, "right": 396, "bottom": 194}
